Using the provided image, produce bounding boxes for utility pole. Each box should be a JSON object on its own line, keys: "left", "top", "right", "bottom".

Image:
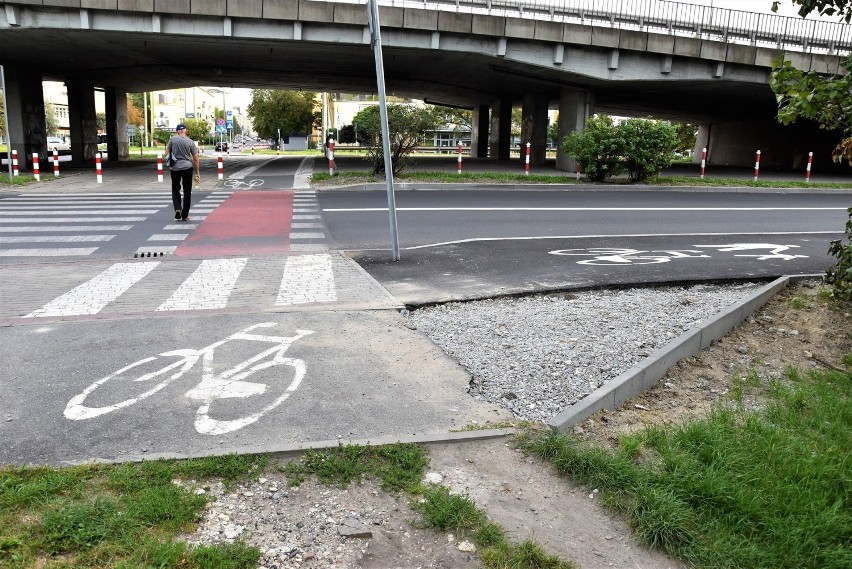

{"left": 1, "top": 65, "right": 13, "bottom": 184}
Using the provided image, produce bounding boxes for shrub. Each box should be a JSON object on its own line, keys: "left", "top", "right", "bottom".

{"left": 562, "top": 115, "right": 624, "bottom": 182}
{"left": 562, "top": 115, "right": 678, "bottom": 182}
{"left": 618, "top": 118, "right": 678, "bottom": 182}
{"left": 825, "top": 207, "right": 852, "bottom": 300}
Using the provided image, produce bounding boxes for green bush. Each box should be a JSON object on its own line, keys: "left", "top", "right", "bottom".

{"left": 825, "top": 207, "right": 852, "bottom": 300}
{"left": 562, "top": 115, "right": 678, "bottom": 182}
{"left": 562, "top": 115, "right": 623, "bottom": 182}
{"left": 618, "top": 118, "right": 678, "bottom": 182}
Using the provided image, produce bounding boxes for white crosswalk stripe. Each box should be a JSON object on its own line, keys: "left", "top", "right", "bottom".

{"left": 24, "top": 262, "right": 159, "bottom": 317}
{"left": 157, "top": 258, "right": 249, "bottom": 311}
{"left": 21, "top": 254, "right": 341, "bottom": 317}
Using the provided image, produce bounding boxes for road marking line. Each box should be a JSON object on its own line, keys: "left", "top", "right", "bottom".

{"left": 0, "top": 217, "right": 146, "bottom": 223}
{"left": 324, "top": 207, "right": 848, "bottom": 212}
{"left": 406, "top": 231, "right": 844, "bottom": 250}
{"left": 157, "top": 258, "right": 248, "bottom": 311}
{"left": 276, "top": 254, "right": 337, "bottom": 305}
{"left": 24, "top": 262, "right": 158, "bottom": 317}
{"left": 0, "top": 247, "right": 99, "bottom": 256}
{"left": 0, "top": 225, "right": 132, "bottom": 232}
{"left": 0, "top": 235, "right": 114, "bottom": 243}
{"left": 0, "top": 210, "right": 158, "bottom": 215}
{"left": 148, "top": 233, "right": 190, "bottom": 241}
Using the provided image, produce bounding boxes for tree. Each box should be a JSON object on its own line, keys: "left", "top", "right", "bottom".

{"left": 247, "top": 90, "right": 317, "bottom": 139}
{"left": 351, "top": 104, "right": 443, "bottom": 175}
{"left": 338, "top": 124, "right": 356, "bottom": 144}
{"left": 127, "top": 99, "right": 144, "bottom": 127}
{"left": 770, "top": 0, "right": 852, "bottom": 163}
{"left": 44, "top": 99, "right": 59, "bottom": 136}
{"left": 673, "top": 122, "right": 697, "bottom": 154}
{"left": 184, "top": 118, "right": 210, "bottom": 142}
{"left": 772, "top": 0, "right": 852, "bottom": 21}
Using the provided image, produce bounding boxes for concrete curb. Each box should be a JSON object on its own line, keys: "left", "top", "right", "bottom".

{"left": 67, "top": 428, "right": 517, "bottom": 465}
{"left": 547, "top": 275, "right": 792, "bottom": 432}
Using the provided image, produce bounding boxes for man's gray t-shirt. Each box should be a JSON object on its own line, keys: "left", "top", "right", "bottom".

{"left": 167, "top": 136, "right": 197, "bottom": 171}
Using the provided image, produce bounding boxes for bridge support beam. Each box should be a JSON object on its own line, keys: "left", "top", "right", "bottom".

{"left": 556, "top": 87, "right": 593, "bottom": 173}
{"left": 471, "top": 105, "right": 490, "bottom": 158}
{"left": 2, "top": 66, "right": 46, "bottom": 171}
{"left": 489, "top": 98, "right": 512, "bottom": 161}
{"left": 66, "top": 79, "right": 99, "bottom": 163}
{"left": 104, "top": 87, "right": 129, "bottom": 160}
{"left": 696, "top": 120, "right": 848, "bottom": 172}
{"left": 521, "top": 93, "right": 549, "bottom": 166}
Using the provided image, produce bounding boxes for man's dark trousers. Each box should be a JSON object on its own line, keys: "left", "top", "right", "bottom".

{"left": 171, "top": 168, "right": 193, "bottom": 220}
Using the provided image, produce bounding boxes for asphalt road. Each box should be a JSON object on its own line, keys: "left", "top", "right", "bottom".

{"left": 1, "top": 157, "right": 850, "bottom": 465}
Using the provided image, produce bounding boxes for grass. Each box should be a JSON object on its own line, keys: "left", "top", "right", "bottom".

{"left": 0, "top": 173, "right": 38, "bottom": 187}
{"left": 279, "top": 442, "right": 579, "bottom": 568}
{"left": 0, "top": 454, "right": 267, "bottom": 568}
{"left": 312, "top": 169, "right": 852, "bottom": 188}
{"left": 516, "top": 360, "right": 852, "bottom": 569}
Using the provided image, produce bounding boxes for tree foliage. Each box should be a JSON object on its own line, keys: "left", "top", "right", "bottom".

{"left": 351, "top": 104, "right": 443, "bottom": 175}
{"left": 772, "top": 0, "right": 852, "bottom": 21}
{"left": 247, "top": 90, "right": 317, "bottom": 139}
{"left": 562, "top": 115, "right": 677, "bottom": 182}
{"left": 44, "top": 99, "right": 59, "bottom": 136}
{"left": 183, "top": 118, "right": 210, "bottom": 142}
{"left": 673, "top": 122, "right": 698, "bottom": 154}
{"left": 338, "top": 124, "right": 356, "bottom": 144}
{"left": 770, "top": 0, "right": 852, "bottom": 163}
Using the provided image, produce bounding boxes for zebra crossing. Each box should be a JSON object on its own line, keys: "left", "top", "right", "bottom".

{"left": 0, "top": 190, "right": 328, "bottom": 257}
{"left": 15, "top": 253, "right": 370, "bottom": 320}
{"left": 0, "top": 191, "right": 226, "bottom": 257}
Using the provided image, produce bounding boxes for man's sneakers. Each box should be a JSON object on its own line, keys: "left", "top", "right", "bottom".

{"left": 175, "top": 209, "right": 181, "bottom": 220}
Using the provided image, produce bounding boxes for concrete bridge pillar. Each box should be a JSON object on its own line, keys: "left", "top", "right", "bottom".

{"left": 104, "top": 87, "right": 129, "bottom": 160}
{"left": 471, "top": 105, "right": 490, "bottom": 158}
{"left": 2, "top": 66, "right": 46, "bottom": 171}
{"left": 66, "top": 79, "right": 99, "bottom": 163}
{"left": 489, "top": 98, "right": 512, "bottom": 160}
{"left": 696, "top": 120, "right": 848, "bottom": 171}
{"left": 521, "top": 93, "right": 549, "bottom": 166}
{"left": 556, "top": 87, "right": 593, "bottom": 172}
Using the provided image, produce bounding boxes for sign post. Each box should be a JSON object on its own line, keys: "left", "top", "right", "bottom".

{"left": 0, "top": 65, "right": 12, "bottom": 185}
{"left": 367, "top": 0, "right": 400, "bottom": 261}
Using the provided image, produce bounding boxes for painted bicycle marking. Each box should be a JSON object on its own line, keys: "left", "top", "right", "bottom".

{"left": 223, "top": 178, "right": 265, "bottom": 189}
{"left": 548, "top": 243, "right": 807, "bottom": 265}
{"left": 64, "top": 323, "right": 314, "bottom": 435}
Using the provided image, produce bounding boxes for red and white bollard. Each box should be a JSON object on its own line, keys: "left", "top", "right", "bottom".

{"left": 217, "top": 155, "right": 224, "bottom": 180}
{"left": 328, "top": 139, "right": 335, "bottom": 175}
{"left": 700, "top": 147, "right": 707, "bottom": 179}
{"left": 11, "top": 150, "right": 18, "bottom": 177}
{"left": 32, "top": 153, "right": 40, "bottom": 181}
{"left": 575, "top": 162, "right": 581, "bottom": 180}
{"left": 157, "top": 153, "right": 163, "bottom": 182}
{"left": 457, "top": 141, "right": 463, "bottom": 174}
{"left": 53, "top": 149, "right": 59, "bottom": 177}
{"left": 753, "top": 150, "right": 761, "bottom": 181}
{"left": 524, "top": 142, "right": 531, "bottom": 176}
{"left": 96, "top": 152, "right": 103, "bottom": 183}
{"left": 805, "top": 151, "right": 813, "bottom": 182}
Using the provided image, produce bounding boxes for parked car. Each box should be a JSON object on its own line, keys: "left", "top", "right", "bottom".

{"left": 215, "top": 141, "right": 229, "bottom": 152}
{"left": 47, "top": 136, "right": 70, "bottom": 151}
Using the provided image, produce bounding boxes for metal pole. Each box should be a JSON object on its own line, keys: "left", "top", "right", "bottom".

{"left": 367, "top": 0, "right": 400, "bottom": 261}
{"left": 0, "top": 65, "right": 13, "bottom": 185}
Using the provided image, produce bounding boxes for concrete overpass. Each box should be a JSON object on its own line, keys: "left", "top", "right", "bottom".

{"left": 1, "top": 0, "right": 849, "bottom": 171}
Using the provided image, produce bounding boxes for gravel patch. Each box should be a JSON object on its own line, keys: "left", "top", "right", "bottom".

{"left": 408, "top": 282, "right": 763, "bottom": 423}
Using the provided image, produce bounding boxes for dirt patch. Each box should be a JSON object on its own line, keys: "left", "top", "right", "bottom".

{"left": 189, "top": 282, "right": 850, "bottom": 569}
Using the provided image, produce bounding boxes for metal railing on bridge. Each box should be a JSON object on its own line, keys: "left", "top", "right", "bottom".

{"left": 345, "top": 0, "right": 852, "bottom": 55}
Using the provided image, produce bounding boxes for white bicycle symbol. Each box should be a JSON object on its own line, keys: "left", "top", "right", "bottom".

{"left": 223, "top": 178, "right": 264, "bottom": 189}
{"left": 65, "top": 323, "right": 314, "bottom": 435}
{"left": 549, "top": 243, "right": 807, "bottom": 265}
{"left": 549, "top": 247, "right": 710, "bottom": 265}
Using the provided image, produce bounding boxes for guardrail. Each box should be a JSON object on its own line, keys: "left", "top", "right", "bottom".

{"left": 351, "top": 0, "right": 852, "bottom": 55}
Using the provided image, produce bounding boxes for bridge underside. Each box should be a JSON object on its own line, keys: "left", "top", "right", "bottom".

{"left": 0, "top": 2, "right": 846, "bottom": 172}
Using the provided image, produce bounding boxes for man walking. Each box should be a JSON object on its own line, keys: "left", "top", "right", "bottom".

{"left": 166, "top": 123, "right": 200, "bottom": 221}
